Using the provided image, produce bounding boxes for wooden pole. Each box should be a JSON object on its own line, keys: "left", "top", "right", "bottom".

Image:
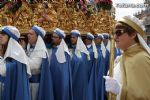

{"left": 108, "top": 30, "right": 116, "bottom": 100}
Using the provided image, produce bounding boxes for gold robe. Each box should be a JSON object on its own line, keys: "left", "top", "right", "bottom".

{"left": 120, "top": 44, "right": 150, "bottom": 100}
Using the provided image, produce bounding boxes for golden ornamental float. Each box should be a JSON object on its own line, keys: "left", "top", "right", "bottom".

{"left": 0, "top": 0, "right": 115, "bottom": 34}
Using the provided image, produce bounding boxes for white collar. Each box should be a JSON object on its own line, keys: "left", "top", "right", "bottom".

{"left": 55, "top": 39, "right": 70, "bottom": 63}
{"left": 87, "top": 44, "right": 92, "bottom": 48}
{"left": 27, "top": 36, "right": 48, "bottom": 58}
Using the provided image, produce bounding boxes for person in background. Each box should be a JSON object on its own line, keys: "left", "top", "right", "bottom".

{"left": 70, "top": 30, "right": 90, "bottom": 100}
{"left": 94, "top": 33, "right": 107, "bottom": 100}
{"left": 0, "top": 26, "right": 31, "bottom": 100}
{"left": 49, "top": 28, "right": 73, "bottom": 100}
{"left": 101, "top": 33, "right": 110, "bottom": 76}
{"left": 85, "top": 33, "right": 105, "bottom": 100}
{"left": 102, "top": 33, "right": 110, "bottom": 52}
{"left": 94, "top": 33, "right": 106, "bottom": 59}
{"left": 85, "top": 32, "right": 98, "bottom": 81}
{"left": 19, "top": 35, "right": 28, "bottom": 52}
{"left": 26, "top": 25, "right": 54, "bottom": 100}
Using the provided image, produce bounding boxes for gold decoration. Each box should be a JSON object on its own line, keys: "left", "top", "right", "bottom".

{"left": 0, "top": 0, "right": 115, "bottom": 34}
{"left": 14, "top": 1, "right": 33, "bottom": 33}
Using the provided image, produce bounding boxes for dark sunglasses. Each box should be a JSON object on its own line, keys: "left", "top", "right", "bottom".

{"left": 115, "top": 29, "right": 125, "bottom": 37}
{"left": 0, "top": 31, "right": 6, "bottom": 35}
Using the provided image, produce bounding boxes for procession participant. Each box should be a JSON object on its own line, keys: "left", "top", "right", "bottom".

{"left": 0, "top": 26, "right": 31, "bottom": 100}
{"left": 104, "top": 15, "right": 150, "bottom": 100}
{"left": 26, "top": 25, "right": 54, "bottom": 100}
{"left": 49, "top": 28, "right": 73, "bottom": 100}
{"left": 70, "top": 30, "right": 90, "bottom": 100}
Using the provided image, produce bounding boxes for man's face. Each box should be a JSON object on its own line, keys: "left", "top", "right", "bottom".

{"left": 0, "top": 31, "right": 9, "bottom": 45}
{"left": 52, "top": 33, "right": 61, "bottom": 46}
{"left": 85, "top": 38, "right": 92, "bottom": 45}
{"left": 71, "top": 35, "right": 78, "bottom": 45}
{"left": 27, "top": 30, "right": 38, "bottom": 45}
{"left": 95, "top": 38, "right": 102, "bottom": 45}
{"left": 103, "top": 38, "right": 108, "bottom": 44}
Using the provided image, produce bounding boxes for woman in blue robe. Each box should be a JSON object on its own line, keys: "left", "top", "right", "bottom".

{"left": 0, "top": 26, "right": 31, "bottom": 100}
{"left": 3, "top": 58, "right": 30, "bottom": 100}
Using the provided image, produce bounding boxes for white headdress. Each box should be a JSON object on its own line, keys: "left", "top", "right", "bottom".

{"left": 86, "top": 32, "right": 98, "bottom": 59}
{"left": 2, "top": 26, "right": 31, "bottom": 75}
{"left": 71, "top": 30, "right": 90, "bottom": 60}
{"left": 97, "top": 33, "right": 106, "bottom": 58}
{"left": 102, "top": 33, "right": 110, "bottom": 52}
{"left": 27, "top": 25, "right": 48, "bottom": 58}
{"left": 54, "top": 28, "right": 70, "bottom": 63}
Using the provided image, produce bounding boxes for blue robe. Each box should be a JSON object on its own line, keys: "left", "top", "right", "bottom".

{"left": 86, "top": 46, "right": 95, "bottom": 82}
{"left": 114, "top": 48, "right": 121, "bottom": 59}
{"left": 104, "top": 47, "right": 121, "bottom": 74}
{"left": 0, "top": 75, "right": 4, "bottom": 100}
{"left": 71, "top": 47, "right": 89, "bottom": 100}
{"left": 96, "top": 45, "right": 106, "bottom": 100}
{"left": 86, "top": 46, "right": 98, "bottom": 100}
{"left": 104, "top": 48, "right": 110, "bottom": 76}
{"left": 104, "top": 47, "right": 122, "bottom": 75}
{"left": 29, "top": 57, "right": 54, "bottom": 100}
{"left": 102, "top": 46, "right": 110, "bottom": 100}
{"left": 2, "top": 58, "right": 31, "bottom": 100}
{"left": 50, "top": 47, "right": 73, "bottom": 100}
{"left": 87, "top": 45, "right": 106, "bottom": 100}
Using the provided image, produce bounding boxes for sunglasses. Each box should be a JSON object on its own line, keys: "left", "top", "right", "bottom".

{"left": 114, "top": 29, "right": 126, "bottom": 37}
{"left": 0, "top": 31, "right": 6, "bottom": 35}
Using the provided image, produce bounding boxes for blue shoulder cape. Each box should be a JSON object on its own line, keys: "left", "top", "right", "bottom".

{"left": 87, "top": 45, "right": 105, "bottom": 100}
{"left": 3, "top": 58, "right": 31, "bottom": 100}
{"left": 38, "top": 57, "right": 54, "bottom": 100}
{"left": 71, "top": 48, "right": 89, "bottom": 100}
{"left": 50, "top": 47, "right": 73, "bottom": 100}
{"left": 29, "top": 56, "right": 54, "bottom": 100}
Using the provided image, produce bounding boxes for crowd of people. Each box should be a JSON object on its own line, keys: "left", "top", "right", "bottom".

{"left": 0, "top": 15, "right": 150, "bottom": 100}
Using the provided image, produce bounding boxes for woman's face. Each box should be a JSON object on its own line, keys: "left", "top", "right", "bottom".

{"left": 114, "top": 29, "right": 131, "bottom": 50}
{"left": 114, "top": 23, "right": 136, "bottom": 51}
{"left": 0, "top": 31, "right": 9, "bottom": 45}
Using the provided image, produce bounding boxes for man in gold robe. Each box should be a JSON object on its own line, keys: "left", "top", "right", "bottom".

{"left": 104, "top": 15, "right": 150, "bottom": 100}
